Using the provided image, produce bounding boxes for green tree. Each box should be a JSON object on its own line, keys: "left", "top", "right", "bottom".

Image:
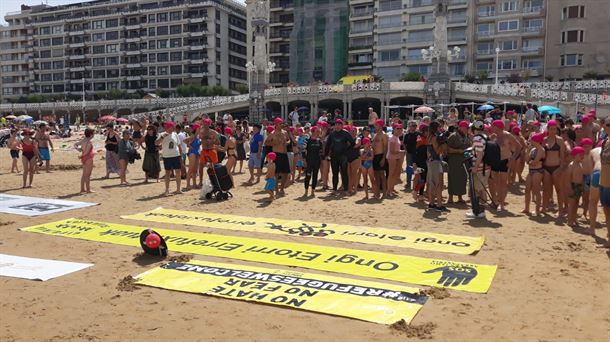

{"left": 27, "top": 94, "right": 46, "bottom": 103}
{"left": 176, "top": 84, "right": 191, "bottom": 97}
{"left": 235, "top": 84, "right": 249, "bottom": 94}
{"left": 477, "top": 70, "right": 489, "bottom": 80}
{"left": 108, "top": 89, "right": 128, "bottom": 100}
{"left": 211, "top": 85, "right": 229, "bottom": 96}
{"left": 400, "top": 72, "right": 422, "bottom": 82}
{"left": 583, "top": 71, "right": 600, "bottom": 80}
{"left": 463, "top": 74, "right": 476, "bottom": 83}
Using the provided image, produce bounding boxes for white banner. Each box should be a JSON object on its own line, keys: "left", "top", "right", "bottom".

{"left": 0, "top": 194, "right": 97, "bottom": 216}
{"left": 0, "top": 254, "right": 93, "bottom": 281}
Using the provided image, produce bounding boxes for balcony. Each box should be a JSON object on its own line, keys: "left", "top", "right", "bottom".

{"left": 522, "top": 46, "right": 543, "bottom": 54}
{"left": 70, "top": 66, "right": 85, "bottom": 72}
{"left": 188, "top": 31, "right": 206, "bottom": 37}
{"left": 448, "top": 35, "right": 467, "bottom": 43}
{"left": 126, "top": 63, "right": 142, "bottom": 68}
{"left": 125, "top": 24, "right": 141, "bottom": 30}
{"left": 189, "top": 59, "right": 207, "bottom": 64}
{"left": 408, "top": 19, "right": 435, "bottom": 26}
{"left": 126, "top": 50, "right": 140, "bottom": 55}
{"left": 523, "top": 7, "right": 543, "bottom": 15}
{"left": 349, "top": 45, "right": 373, "bottom": 51}
{"left": 68, "top": 30, "right": 85, "bottom": 36}
{"left": 126, "top": 37, "right": 141, "bottom": 43}
{"left": 477, "top": 49, "right": 494, "bottom": 56}
{"left": 126, "top": 76, "right": 142, "bottom": 81}
{"left": 348, "top": 61, "right": 372, "bottom": 67}
{"left": 449, "top": 0, "right": 468, "bottom": 5}
{"left": 351, "top": 9, "right": 374, "bottom": 18}
{"left": 408, "top": 0, "right": 434, "bottom": 8}
{"left": 188, "top": 17, "right": 206, "bottom": 24}
{"left": 447, "top": 16, "right": 467, "bottom": 25}
{"left": 476, "top": 30, "right": 494, "bottom": 38}
{"left": 523, "top": 27, "right": 543, "bottom": 34}
{"left": 190, "top": 73, "right": 208, "bottom": 78}
{"left": 189, "top": 45, "right": 206, "bottom": 50}
{"left": 68, "top": 42, "right": 85, "bottom": 48}
{"left": 68, "top": 55, "right": 86, "bottom": 60}
{"left": 407, "top": 36, "right": 433, "bottom": 43}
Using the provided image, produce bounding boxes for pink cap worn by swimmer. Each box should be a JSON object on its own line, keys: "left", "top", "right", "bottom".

{"left": 267, "top": 152, "right": 277, "bottom": 161}
{"left": 288, "top": 127, "right": 295, "bottom": 132}
{"left": 202, "top": 118, "right": 212, "bottom": 126}
{"left": 274, "top": 117, "right": 283, "bottom": 125}
{"left": 531, "top": 132, "right": 545, "bottom": 144}
{"left": 532, "top": 121, "right": 541, "bottom": 127}
{"left": 310, "top": 126, "right": 319, "bottom": 132}
{"left": 164, "top": 122, "right": 175, "bottom": 130}
{"left": 580, "top": 138, "right": 593, "bottom": 146}
{"left": 484, "top": 124, "right": 492, "bottom": 133}
{"left": 509, "top": 121, "right": 518, "bottom": 128}
{"left": 512, "top": 126, "right": 521, "bottom": 135}
{"left": 582, "top": 116, "right": 591, "bottom": 124}
{"left": 492, "top": 120, "right": 505, "bottom": 129}
{"left": 418, "top": 124, "right": 427, "bottom": 132}
{"left": 362, "top": 137, "right": 371, "bottom": 145}
{"left": 191, "top": 124, "right": 200, "bottom": 132}
{"left": 343, "top": 125, "right": 350, "bottom": 130}
{"left": 571, "top": 146, "right": 585, "bottom": 156}
{"left": 547, "top": 119, "right": 558, "bottom": 128}
{"left": 458, "top": 120, "right": 470, "bottom": 128}
{"left": 224, "top": 127, "right": 233, "bottom": 135}
{"left": 266, "top": 126, "right": 274, "bottom": 133}
{"left": 320, "top": 121, "right": 329, "bottom": 128}
{"left": 335, "top": 119, "right": 344, "bottom": 125}
{"left": 297, "top": 128, "right": 304, "bottom": 134}
{"left": 375, "top": 119, "right": 384, "bottom": 127}
{"left": 394, "top": 124, "right": 403, "bottom": 129}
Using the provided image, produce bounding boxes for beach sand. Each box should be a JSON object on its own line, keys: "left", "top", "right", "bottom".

{"left": 0, "top": 143, "right": 609, "bottom": 341}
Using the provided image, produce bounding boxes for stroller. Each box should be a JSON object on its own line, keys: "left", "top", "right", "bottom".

{"left": 205, "top": 163, "right": 233, "bottom": 201}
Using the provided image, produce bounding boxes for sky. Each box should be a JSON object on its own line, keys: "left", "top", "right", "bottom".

{"left": 1, "top": 0, "right": 246, "bottom": 25}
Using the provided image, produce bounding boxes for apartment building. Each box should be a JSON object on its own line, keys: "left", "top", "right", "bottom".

{"left": 472, "top": 0, "right": 546, "bottom": 81}
{"left": 0, "top": 0, "right": 247, "bottom": 101}
{"left": 348, "top": 0, "right": 470, "bottom": 82}
{"left": 544, "top": 1, "right": 610, "bottom": 81}
{"left": 268, "top": 0, "right": 349, "bottom": 86}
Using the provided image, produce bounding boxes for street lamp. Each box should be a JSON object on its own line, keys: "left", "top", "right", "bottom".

{"left": 495, "top": 47, "right": 500, "bottom": 85}
{"left": 245, "top": 61, "right": 256, "bottom": 93}
{"left": 421, "top": 46, "right": 461, "bottom": 74}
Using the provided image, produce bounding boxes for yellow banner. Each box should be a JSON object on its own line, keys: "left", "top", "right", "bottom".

{"left": 122, "top": 207, "right": 484, "bottom": 255}
{"left": 135, "top": 260, "right": 427, "bottom": 324}
{"left": 20, "top": 219, "right": 497, "bottom": 293}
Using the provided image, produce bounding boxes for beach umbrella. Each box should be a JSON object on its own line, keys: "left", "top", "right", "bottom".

{"left": 33, "top": 120, "right": 48, "bottom": 126}
{"left": 297, "top": 106, "right": 309, "bottom": 112}
{"left": 99, "top": 115, "right": 117, "bottom": 122}
{"left": 116, "top": 118, "right": 129, "bottom": 123}
{"left": 414, "top": 106, "right": 434, "bottom": 114}
{"left": 538, "top": 105, "right": 561, "bottom": 114}
{"left": 477, "top": 104, "right": 494, "bottom": 111}
{"left": 16, "top": 115, "right": 33, "bottom": 121}
{"left": 5, "top": 115, "right": 16, "bottom": 120}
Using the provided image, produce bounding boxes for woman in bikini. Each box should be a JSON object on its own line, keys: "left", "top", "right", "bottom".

{"left": 360, "top": 137, "right": 375, "bottom": 200}
{"left": 185, "top": 124, "right": 201, "bottom": 190}
{"left": 223, "top": 127, "right": 237, "bottom": 184}
{"left": 542, "top": 120, "right": 566, "bottom": 215}
{"left": 510, "top": 126, "right": 527, "bottom": 184}
{"left": 523, "top": 133, "right": 545, "bottom": 215}
{"left": 235, "top": 125, "right": 247, "bottom": 174}
{"left": 20, "top": 129, "right": 39, "bottom": 188}
{"left": 75, "top": 128, "right": 95, "bottom": 193}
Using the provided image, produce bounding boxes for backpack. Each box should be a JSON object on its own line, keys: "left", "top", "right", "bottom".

{"left": 475, "top": 133, "right": 501, "bottom": 173}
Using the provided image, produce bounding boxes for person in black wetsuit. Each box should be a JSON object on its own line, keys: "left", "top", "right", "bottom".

{"left": 303, "top": 126, "right": 323, "bottom": 197}
{"left": 325, "top": 119, "right": 355, "bottom": 192}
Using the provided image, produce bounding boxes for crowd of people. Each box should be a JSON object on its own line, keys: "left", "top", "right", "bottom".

{"left": 3, "top": 104, "right": 610, "bottom": 248}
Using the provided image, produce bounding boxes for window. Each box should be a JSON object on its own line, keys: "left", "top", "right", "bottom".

{"left": 148, "top": 28, "right": 156, "bottom": 37}
{"left": 148, "top": 14, "right": 156, "bottom": 23}
{"left": 170, "top": 25, "right": 181, "bottom": 35}
{"left": 41, "top": 73, "right": 52, "bottom": 82}
{"left": 106, "top": 44, "right": 118, "bottom": 53}
{"left": 149, "top": 53, "right": 156, "bottom": 62}
{"left": 93, "top": 33, "right": 104, "bottom": 42}
{"left": 170, "top": 38, "right": 181, "bottom": 48}
{"left": 158, "top": 66, "right": 168, "bottom": 75}
{"left": 379, "top": 0, "right": 401, "bottom": 12}
{"left": 93, "top": 70, "right": 105, "bottom": 79}
{"left": 106, "top": 31, "right": 119, "bottom": 40}
{"left": 92, "top": 20, "right": 104, "bottom": 29}
{"left": 107, "top": 69, "right": 119, "bottom": 77}
{"left": 476, "top": 62, "right": 492, "bottom": 71}
{"left": 170, "top": 51, "right": 182, "bottom": 61}
{"left": 53, "top": 72, "right": 64, "bottom": 81}
{"left": 450, "top": 63, "right": 465, "bottom": 76}
{"left": 52, "top": 37, "right": 63, "bottom": 46}
{"left": 560, "top": 54, "right": 583, "bottom": 66}
{"left": 501, "top": 1, "right": 517, "bottom": 12}
{"left": 170, "top": 11, "right": 181, "bottom": 21}
{"left": 93, "top": 58, "right": 105, "bottom": 66}
{"left": 410, "top": 12, "right": 434, "bottom": 25}
{"left": 157, "top": 13, "right": 168, "bottom": 22}
{"left": 477, "top": 23, "right": 493, "bottom": 36}
{"left": 105, "top": 19, "right": 118, "bottom": 28}
{"left": 350, "top": 36, "right": 373, "bottom": 48}
{"left": 378, "top": 32, "right": 402, "bottom": 46}
{"left": 40, "top": 50, "right": 51, "bottom": 58}
{"left": 522, "top": 59, "right": 542, "bottom": 70}
{"left": 41, "top": 85, "right": 52, "bottom": 93}
{"left": 92, "top": 45, "right": 105, "bottom": 54}
{"left": 352, "top": 20, "right": 373, "bottom": 33}
{"left": 157, "top": 26, "right": 168, "bottom": 36}
{"left": 378, "top": 49, "right": 400, "bottom": 62}
{"left": 477, "top": 5, "right": 495, "bottom": 17}
{"left": 407, "top": 48, "right": 422, "bottom": 59}
{"left": 408, "top": 64, "right": 430, "bottom": 75}
{"left": 477, "top": 42, "right": 493, "bottom": 54}
{"left": 408, "top": 30, "right": 433, "bottom": 42}
{"left": 108, "top": 81, "right": 119, "bottom": 89}
{"left": 523, "top": 38, "right": 543, "bottom": 51}
{"left": 524, "top": 19, "right": 543, "bottom": 32}
{"left": 562, "top": 6, "right": 585, "bottom": 20}
{"left": 499, "top": 40, "right": 517, "bottom": 51}
{"left": 94, "top": 83, "right": 106, "bottom": 91}
{"left": 40, "top": 27, "right": 51, "bottom": 35}
{"left": 52, "top": 26, "right": 63, "bottom": 34}
{"left": 377, "top": 66, "right": 401, "bottom": 81}
{"left": 561, "top": 30, "right": 584, "bottom": 43}
{"left": 498, "top": 20, "right": 519, "bottom": 32}
{"left": 157, "top": 53, "right": 169, "bottom": 62}
{"left": 157, "top": 40, "right": 167, "bottom": 49}
{"left": 498, "top": 59, "right": 517, "bottom": 70}
{"left": 52, "top": 49, "right": 63, "bottom": 57}
{"left": 107, "top": 57, "right": 118, "bottom": 65}
{"left": 39, "top": 38, "right": 50, "bottom": 47}
{"left": 40, "top": 62, "right": 52, "bottom": 70}
{"left": 524, "top": 0, "right": 543, "bottom": 12}
{"left": 53, "top": 61, "right": 64, "bottom": 69}
{"left": 378, "top": 15, "right": 401, "bottom": 29}
{"left": 170, "top": 65, "right": 182, "bottom": 75}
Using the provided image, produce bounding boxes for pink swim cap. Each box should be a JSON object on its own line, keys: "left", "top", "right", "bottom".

{"left": 224, "top": 127, "right": 233, "bottom": 135}
{"left": 580, "top": 138, "right": 593, "bottom": 146}
{"left": 511, "top": 126, "right": 521, "bottom": 135}
{"left": 266, "top": 126, "right": 274, "bottom": 133}
{"left": 571, "top": 146, "right": 585, "bottom": 156}
{"left": 274, "top": 117, "right": 283, "bottom": 125}
{"left": 582, "top": 116, "right": 591, "bottom": 124}
{"left": 343, "top": 125, "right": 350, "bottom": 130}
{"left": 288, "top": 127, "right": 294, "bottom": 132}
{"left": 458, "top": 120, "right": 469, "bottom": 128}
{"left": 297, "top": 128, "right": 304, "bottom": 134}
{"left": 547, "top": 120, "right": 558, "bottom": 128}
{"left": 492, "top": 120, "right": 505, "bottom": 129}
{"left": 320, "top": 121, "right": 329, "bottom": 128}
{"left": 531, "top": 132, "right": 544, "bottom": 144}
{"left": 191, "top": 124, "right": 200, "bottom": 132}
{"left": 164, "top": 122, "right": 175, "bottom": 130}
{"left": 362, "top": 137, "right": 371, "bottom": 145}
{"left": 310, "top": 126, "right": 319, "bottom": 132}
{"left": 484, "top": 124, "right": 492, "bottom": 133}
{"left": 393, "top": 124, "right": 403, "bottom": 129}
{"left": 335, "top": 119, "right": 344, "bottom": 125}
{"left": 375, "top": 119, "right": 384, "bottom": 127}
{"left": 267, "top": 152, "right": 277, "bottom": 161}
{"left": 418, "top": 124, "right": 427, "bottom": 132}
{"left": 202, "top": 118, "right": 212, "bottom": 126}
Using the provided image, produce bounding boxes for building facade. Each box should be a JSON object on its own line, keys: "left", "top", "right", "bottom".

{"left": 0, "top": 0, "right": 247, "bottom": 102}
{"left": 348, "top": 0, "right": 470, "bottom": 82}
{"left": 544, "top": 0, "right": 610, "bottom": 81}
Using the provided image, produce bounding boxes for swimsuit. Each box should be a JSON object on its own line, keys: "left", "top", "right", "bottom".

{"left": 10, "top": 149, "right": 19, "bottom": 159}
{"left": 188, "top": 138, "right": 201, "bottom": 157}
{"left": 543, "top": 140, "right": 561, "bottom": 174}
{"left": 569, "top": 182, "right": 584, "bottom": 199}
{"left": 362, "top": 150, "right": 373, "bottom": 169}
{"left": 22, "top": 142, "right": 35, "bottom": 161}
{"left": 264, "top": 177, "right": 277, "bottom": 191}
{"left": 80, "top": 144, "right": 95, "bottom": 164}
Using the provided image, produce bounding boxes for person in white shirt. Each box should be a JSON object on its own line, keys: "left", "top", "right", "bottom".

{"left": 176, "top": 124, "right": 188, "bottom": 176}
{"left": 290, "top": 107, "right": 299, "bottom": 127}
{"left": 156, "top": 122, "right": 183, "bottom": 196}
{"left": 524, "top": 103, "right": 537, "bottom": 122}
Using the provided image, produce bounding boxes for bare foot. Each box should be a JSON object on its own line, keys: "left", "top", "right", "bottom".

{"left": 521, "top": 209, "right": 530, "bottom": 215}
{"left": 87, "top": 190, "right": 95, "bottom": 193}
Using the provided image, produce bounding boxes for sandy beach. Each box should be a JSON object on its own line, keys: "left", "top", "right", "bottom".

{"left": 0, "top": 142, "right": 609, "bottom": 342}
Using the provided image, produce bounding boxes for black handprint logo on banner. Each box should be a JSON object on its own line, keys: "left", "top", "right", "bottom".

{"left": 423, "top": 266, "right": 478, "bottom": 287}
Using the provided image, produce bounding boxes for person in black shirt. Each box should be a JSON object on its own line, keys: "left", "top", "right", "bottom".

{"left": 403, "top": 121, "right": 419, "bottom": 189}
{"left": 142, "top": 125, "right": 161, "bottom": 182}
{"left": 303, "top": 126, "right": 323, "bottom": 196}
{"left": 325, "top": 119, "right": 355, "bottom": 192}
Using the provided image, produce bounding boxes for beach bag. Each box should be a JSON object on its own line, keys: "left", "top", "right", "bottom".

{"left": 199, "top": 179, "right": 213, "bottom": 199}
